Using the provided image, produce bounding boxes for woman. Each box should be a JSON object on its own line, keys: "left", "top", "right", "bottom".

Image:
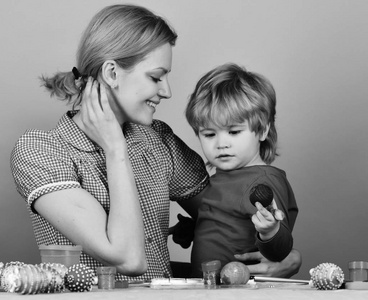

{"left": 10, "top": 4, "right": 301, "bottom": 281}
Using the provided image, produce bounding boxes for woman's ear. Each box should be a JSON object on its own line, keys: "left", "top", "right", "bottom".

{"left": 100, "top": 60, "right": 118, "bottom": 89}
{"left": 260, "top": 124, "right": 270, "bottom": 141}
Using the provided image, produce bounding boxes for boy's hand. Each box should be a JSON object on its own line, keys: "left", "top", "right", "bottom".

{"left": 251, "top": 200, "right": 283, "bottom": 241}
{"left": 168, "top": 214, "right": 195, "bottom": 249}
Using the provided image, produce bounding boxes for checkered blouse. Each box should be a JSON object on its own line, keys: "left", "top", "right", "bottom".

{"left": 11, "top": 111, "right": 208, "bottom": 281}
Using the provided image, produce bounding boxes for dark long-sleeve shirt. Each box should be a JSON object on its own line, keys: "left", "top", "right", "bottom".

{"left": 191, "top": 165, "right": 298, "bottom": 277}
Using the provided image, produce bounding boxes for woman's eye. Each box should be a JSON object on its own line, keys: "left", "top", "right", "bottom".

{"left": 151, "top": 77, "right": 162, "bottom": 83}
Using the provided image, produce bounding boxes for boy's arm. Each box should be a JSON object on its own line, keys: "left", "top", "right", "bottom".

{"left": 252, "top": 198, "right": 293, "bottom": 262}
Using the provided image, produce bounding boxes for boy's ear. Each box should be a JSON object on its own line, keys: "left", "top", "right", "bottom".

{"left": 100, "top": 60, "right": 118, "bottom": 88}
{"left": 260, "top": 124, "right": 270, "bottom": 141}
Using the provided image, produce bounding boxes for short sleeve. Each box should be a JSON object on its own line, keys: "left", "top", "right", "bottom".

{"left": 151, "top": 121, "right": 208, "bottom": 201}
{"left": 10, "top": 130, "right": 80, "bottom": 210}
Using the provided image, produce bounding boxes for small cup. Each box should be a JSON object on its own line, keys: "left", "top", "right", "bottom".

{"left": 201, "top": 260, "right": 221, "bottom": 287}
{"left": 97, "top": 266, "right": 116, "bottom": 289}
{"left": 39, "top": 244, "right": 82, "bottom": 267}
{"left": 349, "top": 261, "right": 368, "bottom": 282}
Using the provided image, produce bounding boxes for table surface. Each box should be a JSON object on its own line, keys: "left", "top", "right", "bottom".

{"left": 1, "top": 282, "right": 368, "bottom": 300}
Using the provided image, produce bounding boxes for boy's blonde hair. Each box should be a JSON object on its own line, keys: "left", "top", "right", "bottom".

{"left": 186, "top": 63, "right": 278, "bottom": 164}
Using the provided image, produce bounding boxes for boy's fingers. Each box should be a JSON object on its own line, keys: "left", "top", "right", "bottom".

{"left": 270, "top": 199, "right": 278, "bottom": 209}
{"left": 273, "top": 209, "right": 285, "bottom": 221}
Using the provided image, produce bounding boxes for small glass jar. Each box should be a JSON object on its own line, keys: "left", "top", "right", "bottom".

{"left": 96, "top": 266, "right": 116, "bottom": 289}
{"left": 349, "top": 261, "right": 368, "bottom": 282}
{"left": 201, "top": 260, "right": 221, "bottom": 288}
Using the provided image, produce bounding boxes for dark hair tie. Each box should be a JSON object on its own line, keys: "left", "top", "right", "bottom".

{"left": 72, "top": 67, "right": 81, "bottom": 80}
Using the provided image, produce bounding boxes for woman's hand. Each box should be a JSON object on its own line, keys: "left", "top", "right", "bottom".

{"left": 78, "top": 77, "right": 125, "bottom": 152}
{"left": 234, "top": 249, "right": 302, "bottom": 278}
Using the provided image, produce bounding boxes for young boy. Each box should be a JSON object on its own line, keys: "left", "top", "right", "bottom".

{"left": 185, "top": 63, "right": 298, "bottom": 277}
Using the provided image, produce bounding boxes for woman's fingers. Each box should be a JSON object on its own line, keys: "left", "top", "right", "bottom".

{"left": 234, "top": 251, "right": 263, "bottom": 262}
{"left": 99, "top": 84, "right": 113, "bottom": 115}
{"left": 80, "top": 78, "right": 111, "bottom": 126}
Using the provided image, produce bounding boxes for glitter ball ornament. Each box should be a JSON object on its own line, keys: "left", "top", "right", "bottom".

{"left": 310, "top": 262, "right": 344, "bottom": 290}
{"left": 249, "top": 184, "right": 273, "bottom": 207}
{"left": 38, "top": 262, "right": 68, "bottom": 278}
{"left": 65, "top": 263, "right": 94, "bottom": 292}
{"left": 0, "top": 262, "right": 64, "bottom": 294}
{"left": 37, "top": 263, "right": 67, "bottom": 293}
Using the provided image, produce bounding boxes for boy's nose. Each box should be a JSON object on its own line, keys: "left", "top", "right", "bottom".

{"left": 217, "top": 138, "right": 230, "bottom": 149}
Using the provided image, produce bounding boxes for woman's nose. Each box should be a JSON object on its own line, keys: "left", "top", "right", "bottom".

{"left": 158, "top": 79, "right": 172, "bottom": 99}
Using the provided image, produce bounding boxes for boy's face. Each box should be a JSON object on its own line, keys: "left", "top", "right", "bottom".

{"left": 198, "top": 121, "right": 266, "bottom": 171}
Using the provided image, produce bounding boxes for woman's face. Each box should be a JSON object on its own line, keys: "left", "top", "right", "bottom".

{"left": 111, "top": 43, "right": 173, "bottom": 125}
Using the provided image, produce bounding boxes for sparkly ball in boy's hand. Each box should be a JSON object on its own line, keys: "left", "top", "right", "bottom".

{"left": 249, "top": 184, "right": 273, "bottom": 207}
{"left": 220, "top": 262, "right": 250, "bottom": 285}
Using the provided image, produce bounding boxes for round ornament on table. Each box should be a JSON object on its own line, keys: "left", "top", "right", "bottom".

{"left": 310, "top": 262, "right": 344, "bottom": 290}
{"left": 65, "top": 263, "right": 94, "bottom": 292}
{"left": 220, "top": 262, "right": 250, "bottom": 285}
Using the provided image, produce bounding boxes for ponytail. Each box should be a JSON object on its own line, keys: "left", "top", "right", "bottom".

{"left": 40, "top": 71, "right": 83, "bottom": 106}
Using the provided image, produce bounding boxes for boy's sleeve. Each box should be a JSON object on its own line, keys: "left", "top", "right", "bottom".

{"left": 255, "top": 223, "right": 293, "bottom": 261}
{"left": 252, "top": 171, "right": 297, "bottom": 261}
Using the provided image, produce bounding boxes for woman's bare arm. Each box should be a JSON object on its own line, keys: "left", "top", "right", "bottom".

{"left": 35, "top": 79, "right": 146, "bottom": 276}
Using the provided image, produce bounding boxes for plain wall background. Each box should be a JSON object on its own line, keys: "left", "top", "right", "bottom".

{"left": 1, "top": 0, "right": 367, "bottom": 280}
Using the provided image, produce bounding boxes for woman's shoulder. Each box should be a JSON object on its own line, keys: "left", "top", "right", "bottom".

{"left": 12, "top": 112, "right": 78, "bottom": 160}
{"left": 14, "top": 128, "right": 57, "bottom": 150}
{"left": 13, "top": 111, "right": 90, "bottom": 154}
{"left": 11, "top": 128, "right": 65, "bottom": 167}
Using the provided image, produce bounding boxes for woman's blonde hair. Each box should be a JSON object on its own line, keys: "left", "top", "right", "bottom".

{"left": 186, "top": 63, "right": 278, "bottom": 164}
{"left": 41, "top": 4, "right": 177, "bottom": 106}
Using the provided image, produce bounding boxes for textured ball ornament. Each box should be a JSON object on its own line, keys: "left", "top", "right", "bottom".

{"left": 220, "top": 262, "right": 250, "bottom": 285}
{"left": 0, "top": 263, "right": 64, "bottom": 294}
{"left": 65, "top": 263, "right": 94, "bottom": 292}
{"left": 310, "top": 262, "right": 344, "bottom": 290}
{"left": 37, "top": 263, "right": 67, "bottom": 293}
{"left": 249, "top": 184, "right": 273, "bottom": 207}
{"left": 38, "top": 262, "right": 68, "bottom": 278}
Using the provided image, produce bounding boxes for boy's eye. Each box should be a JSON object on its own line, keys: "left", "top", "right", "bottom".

{"left": 229, "top": 130, "right": 241, "bottom": 135}
{"left": 200, "top": 132, "right": 215, "bottom": 138}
